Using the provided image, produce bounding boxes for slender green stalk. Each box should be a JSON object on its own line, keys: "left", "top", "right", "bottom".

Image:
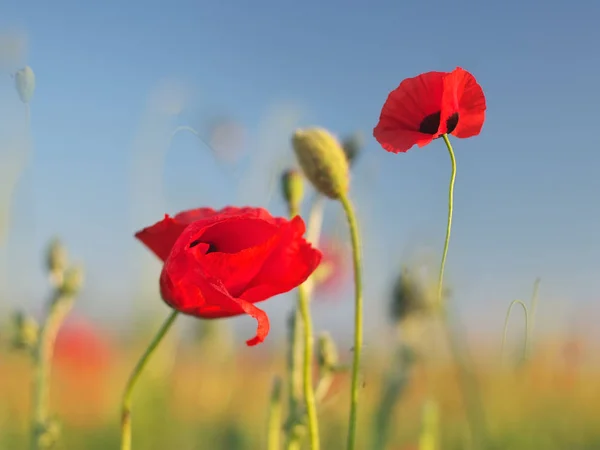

{"left": 267, "top": 377, "right": 283, "bottom": 450}
{"left": 501, "top": 299, "right": 530, "bottom": 364}
{"left": 436, "top": 135, "right": 456, "bottom": 307}
{"left": 339, "top": 194, "right": 363, "bottom": 450}
{"left": 285, "top": 308, "right": 303, "bottom": 450}
{"left": 30, "top": 294, "right": 75, "bottom": 450}
{"left": 437, "top": 134, "right": 487, "bottom": 447}
{"left": 121, "top": 310, "right": 179, "bottom": 450}
{"left": 297, "top": 283, "right": 320, "bottom": 450}
{"left": 286, "top": 203, "right": 320, "bottom": 450}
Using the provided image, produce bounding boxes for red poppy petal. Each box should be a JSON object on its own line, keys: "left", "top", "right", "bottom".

{"left": 201, "top": 228, "right": 282, "bottom": 297}
{"left": 135, "top": 214, "right": 189, "bottom": 261}
{"left": 441, "top": 67, "right": 486, "bottom": 139}
{"left": 199, "top": 217, "right": 277, "bottom": 253}
{"left": 374, "top": 71, "right": 446, "bottom": 153}
{"left": 161, "top": 261, "right": 270, "bottom": 346}
{"left": 173, "top": 208, "right": 219, "bottom": 224}
{"left": 241, "top": 216, "right": 322, "bottom": 302}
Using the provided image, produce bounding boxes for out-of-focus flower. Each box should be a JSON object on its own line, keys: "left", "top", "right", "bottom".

{"left": 207, "top": 117, "right": 246, "bottom": 163}
{"left": 53, "top": 316, "right": 114, "bottom": 427}
{"left": 390, "top": 267, "right": 438, "bottom": 323}
{"left": 341, "top": 131, "right": 364, "bottom": 166}
{"left": 374, "top": 67, "right": 486, "bottom": 153}
{"left": 312, "top": 237, "right": 351, "bottom": 298}
{"left": 135, "top": 206, "right": 322, "bottom": 346}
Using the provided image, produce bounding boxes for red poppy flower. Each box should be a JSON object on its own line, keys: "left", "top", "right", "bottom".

{"left": 135, "top": 206, "right": 322, "bottom": 346}
{"left": 373, "top": 67, "right": 486, "bottom": 153}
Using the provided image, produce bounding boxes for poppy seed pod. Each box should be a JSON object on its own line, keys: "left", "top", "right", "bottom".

{"left": 292, "top": 128, "right": 349, "bottom": 199}
{"left": 280, "top": 169, "right": 304, "bottom": 212}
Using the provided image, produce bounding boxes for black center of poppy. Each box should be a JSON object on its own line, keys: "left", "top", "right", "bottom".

{"left": 419, "top": 111, "right": 459, "bottom": 135}
{"left": 189, "top": 239, "right": 218, "bottom": 253}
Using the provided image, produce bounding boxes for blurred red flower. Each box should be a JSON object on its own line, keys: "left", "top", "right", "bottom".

{"left": 313, "top": 237, "right": 351, "bottom": 298}
{"left": 54, "top": 316, "right": 113, "bottom": 375}
{"left": 135, "top": 207, "right": 322, "bottom": 346}
{"left": 373, "top": 67, "right": 486, "bottom": 153}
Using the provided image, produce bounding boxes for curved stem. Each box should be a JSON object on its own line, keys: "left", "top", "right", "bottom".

{"left": 267, "top": 377, "right": 283, "bottom": 450}
{"left": 437, "top": 134, "right": 456, "bottom": 308}
{"left": 121, "top": 310, "right": 179, "bottom": 450}
{"left": 30, "top": 294, "right": 75, "bottom": 450}
{"left": 501, "top": 299, "right": 530, "bottom": 364}
{"left": 437, "top": 135, "right": 487, "bottom": 447}
{"left": 339, "top": 194, "right": 363, "bottom": 450}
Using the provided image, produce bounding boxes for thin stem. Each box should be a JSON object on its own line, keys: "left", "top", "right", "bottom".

{"left": 285, "top": 308, "right": 303, "bottom": 450}
{"left": 30, "top": 294, "right": 75, "bottom": 450}
{"left": 500, "top": 299, "right": 530, "bottom": 364}
{"left": 339, "top": 194, "right": 363, "bottom": 450}
{"left": 297, "top": 283, "right": 320, "bottom": 450}
{"left": 267, "top": 377, "right": 283, "bottom": 450}
{"left": 437, "top": 135, "right": 487, "bottom": 447}
{"left": 437, "top": 134, "right": 456, "bottom": 308}
{"left": 120, "top": 310, "right": 179, "bottom": 450}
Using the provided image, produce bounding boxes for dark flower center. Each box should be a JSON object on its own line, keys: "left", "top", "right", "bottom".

{"left": 189, "top": 239, "right": 218, "bottom": 253}
{"left": 419, "top": 111, "right": 459, "bottom": 135}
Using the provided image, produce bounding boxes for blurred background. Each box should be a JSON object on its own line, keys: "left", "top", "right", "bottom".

{"left": 1, "top": 0, "right": 600, "bottom": 449}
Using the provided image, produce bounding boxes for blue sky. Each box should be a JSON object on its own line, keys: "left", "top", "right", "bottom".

{"left": 1, "top": 0, "right": 599, "bottom": 346}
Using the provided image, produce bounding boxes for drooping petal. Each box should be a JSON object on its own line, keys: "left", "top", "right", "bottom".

{"left": 441, "top": 67, "right": 487, "bottom": 139}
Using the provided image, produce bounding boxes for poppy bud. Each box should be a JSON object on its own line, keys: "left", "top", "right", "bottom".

{"left": 280, "top": 169, "right": 304, "bottom": 212}
{"left": 46, "top": 238, "right": 68, "bottom": 281}
{"left": 11, "top": 310, "right": 39, "bottom": 350}
{"left": 390, "top": 267, "right": 435, "bottom": 323}
{"left": 341, "top": 131, "right": 364, "bottom": 166}
{"left": 59, "top": 265, "right": 84, "bottom": 297}
{"left": 317, "top": 332, "right": 339, "bottom": 371}
{"left": 14, "top": 65, "right": 35, "bottom": 104}
{"left": 292, "top": 127, "right": 350, "bottom": 199}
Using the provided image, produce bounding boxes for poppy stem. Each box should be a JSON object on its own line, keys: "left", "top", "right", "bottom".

{"left": 297, "top": 283, "right": 321, "bottom": 450}
{"left": 120, "top": 310, "right": 179, "bottom": 450}
{"left": 500, "top": 299, "right": 530, "bottom": 365}
{"left": 267, "top": 377, "right": 283, "bottom": 450}
{"left": 30, "top": 293, "right": 75, "bottom": 450}
{"left": 438, "top": 134, "right": 488, "bottom": 447}
{"left": 338, "top": 193, "right": 363, "bottom": 450}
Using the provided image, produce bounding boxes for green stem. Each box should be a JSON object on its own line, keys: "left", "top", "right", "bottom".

{"left": 285, "top": 308, "right": 303, "bottom": 450}
{"left": 438, "top": 134, "right": 487, "bottom": 448}
{"left": 267, "top": 377, "right": 283, "bottom": 450}
{"left": 437, "top": 134, "right": 456, "bottom": 308}
{"left": 297, "top": 283, "right": 320, "bottom": 450}
{"left": 339, "top": 194, "right": 363, "bottom": 450}
{"left": 30, "top": 294, "right": 75, "bottom": 450}
{"left": 120, "top": 310, "right": 179, "bottom": 450}
{"left": 500, "top": 299, "right": 530, "bottom": 364}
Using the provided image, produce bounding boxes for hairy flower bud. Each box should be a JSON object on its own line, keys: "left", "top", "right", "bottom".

{"left": 12, "top": 310, "right": 39, "bottom": 350}
{"left": 46, "top": 238, "right": 68, "bottom": 280}
{"left": 59, "top": 265, "right": 84, "bottom": 297}
{"left": 292, "top": 128, "right": 349, "bottom": 199}
{"left": 390, "top": 267, "right": 434, "bottom": 323}
{"left": 280, "top": 169, "right": 304, "bottom": 212}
